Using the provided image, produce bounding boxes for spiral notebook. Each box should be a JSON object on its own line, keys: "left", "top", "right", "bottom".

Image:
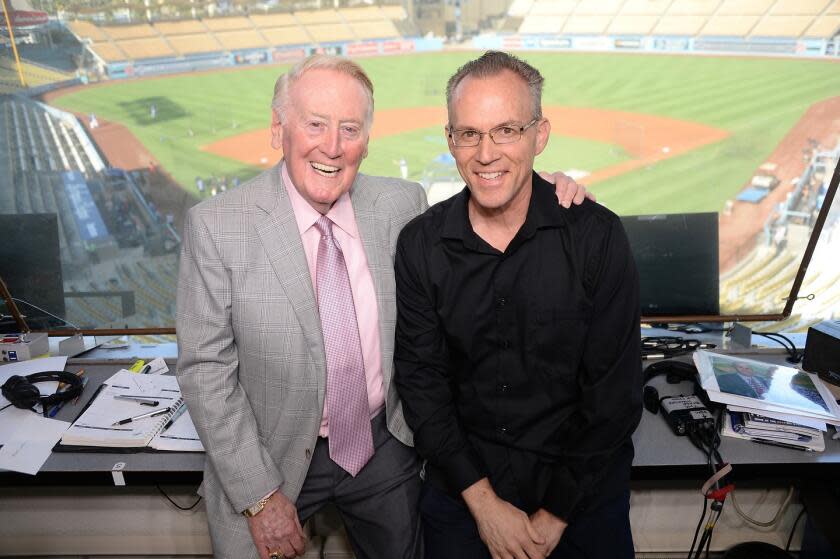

{"left": 59, "top": 370, "right": 203, "bottom": 451}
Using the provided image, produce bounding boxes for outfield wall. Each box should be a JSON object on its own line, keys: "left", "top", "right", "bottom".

{"left": 96, "top": 32, "right": 838, "bottom": 81}
{"left": 474, "top": 34, "right": 838, "bottom": 57}
{"left": 101, "top": 37, "right": 444, "bottom": 79}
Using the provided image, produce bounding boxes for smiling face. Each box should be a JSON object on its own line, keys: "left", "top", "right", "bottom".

{"left": 271, "top": 67, "right": 370, "bottom": 214}
{"left": 447, "top": 69, "right": 550, "bottom": 217}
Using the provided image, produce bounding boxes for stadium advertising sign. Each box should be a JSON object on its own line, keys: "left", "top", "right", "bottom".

{"left": 272, "top": 48, "right": 306, "bottom": 63}
{"left": 309, "top": 45, "right": 343, "bottom": 56}
{"left": 234, "top": 51, "right": 269, "bottom": 65}
{"left": 346, "top": 41, "right": 380, "bottom": 56}
{"left": 573, "top": 36, "right": 613, "bottom": 51}
{"left": 382, "top": 40, "right": 415, "bottom": 54}
{"left": 614, "top": 38, "right": 642, "bottom": 49}
{"left": 538, "top": 37, "right": 571, "bottom": 49}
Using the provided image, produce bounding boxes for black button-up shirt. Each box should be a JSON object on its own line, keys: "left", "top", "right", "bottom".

{"left": 394, "top": 173, "right": 642, "bottom": 521}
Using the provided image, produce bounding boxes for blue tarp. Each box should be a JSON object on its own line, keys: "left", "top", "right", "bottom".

{"left": 736, "top": 187, "right": 769, "bottom": 204}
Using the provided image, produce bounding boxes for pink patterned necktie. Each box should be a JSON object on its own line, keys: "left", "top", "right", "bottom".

{"left": 747, "top": 376, "right": 766, "bottom": 398}
{"left": 315, "top": 215, "right": 374, "bottom": 476}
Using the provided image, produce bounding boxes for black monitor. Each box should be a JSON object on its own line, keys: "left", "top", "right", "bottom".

{"left": 620, "top": 212, "right": 720, "bottom": 317}
{"left": 0, "top": 213, "right": 65, "bottom": 332}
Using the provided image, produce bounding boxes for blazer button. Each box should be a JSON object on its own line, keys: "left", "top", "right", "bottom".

{"left": 305, "top": 448, "right": 311, "bottom": 459}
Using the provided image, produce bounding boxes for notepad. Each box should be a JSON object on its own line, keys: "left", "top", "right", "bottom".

{"left": 59, "top": 370, "right": 203, "bottom": 452}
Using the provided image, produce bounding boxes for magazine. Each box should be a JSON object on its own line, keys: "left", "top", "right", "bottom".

{"left": 693, "top": 350, "right": 840, "bottom": 423}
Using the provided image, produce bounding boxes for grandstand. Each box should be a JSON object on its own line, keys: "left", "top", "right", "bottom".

{"left": 66, "top": 5, "right": 407, "bottom": 64}
{"left": 0, "top": 94, "right": 181, "bottom": 328}
{"left": 513, "top": 0, "right": 840, "bottom": 38}
{"left": 722, "top": 141, "right": 840, "bottom": 330}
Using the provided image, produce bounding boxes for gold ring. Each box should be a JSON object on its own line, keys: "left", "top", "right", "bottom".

{"left": 269, "top": 552, "right": 282, "bottom": 559}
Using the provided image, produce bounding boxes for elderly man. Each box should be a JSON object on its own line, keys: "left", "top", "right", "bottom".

{"left": 177, "top": 54, "right": 589, "bottom": 559}
{"left": 394, "top": 51, "right": 642, "bottom": 559}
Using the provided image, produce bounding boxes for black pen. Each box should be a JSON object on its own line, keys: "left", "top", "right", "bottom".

{"left": 751, "top": 437, "right": 813, "bottom": 452}
{"left": 161, "top": 403, "right": 187, "bottom": 433}
{"left": 112, "top": 407, "right": 170, "bottom": 426}
{"left": 114, "top": 395, "right": 160, "bottom": 406}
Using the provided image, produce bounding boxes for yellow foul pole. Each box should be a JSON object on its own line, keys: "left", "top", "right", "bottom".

{"left": 1, "top": 0, "right": 27, "bottom": 88}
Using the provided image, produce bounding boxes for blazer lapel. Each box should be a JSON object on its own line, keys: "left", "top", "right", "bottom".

{"left": 351, "top": 179, "right": 395, "bottom": 382}
{"left": 253, "top": 164, "right": 327, "bottom": 379}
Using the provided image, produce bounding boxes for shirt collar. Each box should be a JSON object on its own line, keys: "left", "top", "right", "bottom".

{"left": 282, "top": 162, "right": 359, "bottom": 239}
{"left": 440, "top": 171, "right": 566, "bottom": 244}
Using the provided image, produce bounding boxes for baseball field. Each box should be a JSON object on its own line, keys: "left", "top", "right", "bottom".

{"left": 48, "top": 51, "right": 840, "bottom": 216}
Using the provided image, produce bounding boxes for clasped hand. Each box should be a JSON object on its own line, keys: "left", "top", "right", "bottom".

{"left": 464, "top": 479, "right": 567, "bottom": 559}
{"left": 246, "top": 491, "right": 307, "bottom": 559}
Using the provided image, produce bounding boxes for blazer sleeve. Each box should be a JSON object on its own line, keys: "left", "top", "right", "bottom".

{"left": 176, "top": 207, "right": 283, "bottom": 513}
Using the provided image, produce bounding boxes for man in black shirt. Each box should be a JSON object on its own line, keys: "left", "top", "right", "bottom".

{"left": 394, "top": 51, "right": 642, "bottom": 559}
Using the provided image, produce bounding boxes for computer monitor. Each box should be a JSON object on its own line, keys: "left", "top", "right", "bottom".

{"left": 620, "top": 212, "right": 720, "bottom": 317}
{"left": 0, "top": 213, "right": 65, "bottom": 332}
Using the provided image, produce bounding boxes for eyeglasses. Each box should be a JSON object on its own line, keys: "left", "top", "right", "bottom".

{"left": 447, "top": 118, "right": 540, "bottom": 147}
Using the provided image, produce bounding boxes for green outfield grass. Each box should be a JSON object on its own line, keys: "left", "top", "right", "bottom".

{"left": 51, "top": 51, "right": 840, "bottom": 215}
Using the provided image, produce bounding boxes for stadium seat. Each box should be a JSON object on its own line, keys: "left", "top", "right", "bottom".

{"left": 166, "top": 34, "right": 222, "bottom": 56}
{"left": 717, "top": 0, "right": 775, "bottom": 16}
{"left": 202, "top": 17, "right": 253, "bottom": 31}
{"left": 751, "top": 15, "right": 814, "bottom": 36}
{"left": 249, "top": 13, "right": 298, "bottom": 28}
{"left": 608, "top": 15, "right": 659, "bottom": 34}
{"left": 101, "top": 24, "right": 157, "bottom": 40}
{"left": 153, "top": 20, "right": 208, "bottom": 35}
{"left": 667, "top": 0, "right": 720, "bottom": 15}
{"left": 620, "top": 0, "right": 673, "bottom": 15}
{"left": 804, "top": 14, "right": 840, "bottom": 37}
{"left": 261, "top": 26, "right": 312, "bottom": 47}
{"left": 294, "top": 9, "right": 343, "bottom": 24}
{"left": 653, "top": 15, "right": 707, "bottom": 34}
{"left": 563, "top": 15, "right": 613, "bottom": 34}
{"left": 770, "top": 0, "right": 830, "bottom": 15}
{"left": 214, "top": 30, "right": 269, "bottom": 51}
{"left": 701, "top": 15, "right": 760, "bottom": 36}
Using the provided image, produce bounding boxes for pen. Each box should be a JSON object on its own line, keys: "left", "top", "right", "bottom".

{"left": 114, "top": 395, "right": 160, "bottom": 406}
{"left": 72, "top": 376, "right": 89, "bottom": 405}
{"left": 751, "top": 437, "right": 813, "bottom": 452}
{"left": 112, "top": 406, "right": 171, "bottom": 426}
{"left": 48, "top": 369, "right": 85, "bottom": 417}
{"left": 161, "top": 403, "right": 187, "bottom": 433}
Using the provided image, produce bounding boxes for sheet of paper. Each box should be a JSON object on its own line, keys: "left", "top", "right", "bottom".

{"left": 150, "top": 408, "right": 204, "bottom": 452}
{"left": 0, "top": 356, "right": 68, "bottom": 408}
{"left": 0, "top": 413, "right": 70, "bottom": 475}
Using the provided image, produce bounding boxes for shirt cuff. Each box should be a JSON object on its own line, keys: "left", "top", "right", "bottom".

{"left": 439, "top": 448, "right": 486, "bottom": 495}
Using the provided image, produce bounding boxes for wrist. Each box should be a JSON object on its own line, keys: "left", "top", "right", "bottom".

{"left": 242, "top": 489, "right": 277, "bottom": 517}
{"left": 461, "top": 478, "right": 497, "bottom": 515}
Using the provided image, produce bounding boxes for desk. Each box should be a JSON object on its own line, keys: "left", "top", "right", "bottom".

{"left": 1, "top": 352, "right": 837, "bottom": 556}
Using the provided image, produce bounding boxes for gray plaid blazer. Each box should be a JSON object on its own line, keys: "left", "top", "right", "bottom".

{"left": 176, "top": 163, "right": 427, "bottom": 555}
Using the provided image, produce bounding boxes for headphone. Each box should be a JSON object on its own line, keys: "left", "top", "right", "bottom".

{"left": 1, "top": 371, "right": 84, "bottom": 411}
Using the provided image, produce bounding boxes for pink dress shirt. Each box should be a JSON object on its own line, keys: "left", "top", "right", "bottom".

{"left": 282, "top": 164, "right": 385, "bottom": 437}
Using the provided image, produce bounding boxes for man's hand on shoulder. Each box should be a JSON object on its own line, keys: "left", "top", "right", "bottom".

{"left": 462, "top": 478, "right": 545, "bottom": 559}
{"left": 539, "top": 170, "right": 595, "bottom": 208}
{"left": 530, "top": 508, "right": 567, "bottom": 557}
{"left": 246, "top": 490, "right": 307, "bottom": 559}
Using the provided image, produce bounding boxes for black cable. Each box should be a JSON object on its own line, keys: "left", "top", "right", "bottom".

{"left": 785, "top": 507, "right": 806, "bottom": 552}
{"left": 0, "top": 403, "right": 12, "bottom": 413}
{"left": 155, "top": 484, "right": 202, "bottom": 511}
{"left": 687, "top": 497, "right": 708, "bottom": 559}
{"left": 754, "top": 331, "right": 802, "bottom": 363}
{"left": 641, "top": 336, "right": 716, "bottom": 360}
